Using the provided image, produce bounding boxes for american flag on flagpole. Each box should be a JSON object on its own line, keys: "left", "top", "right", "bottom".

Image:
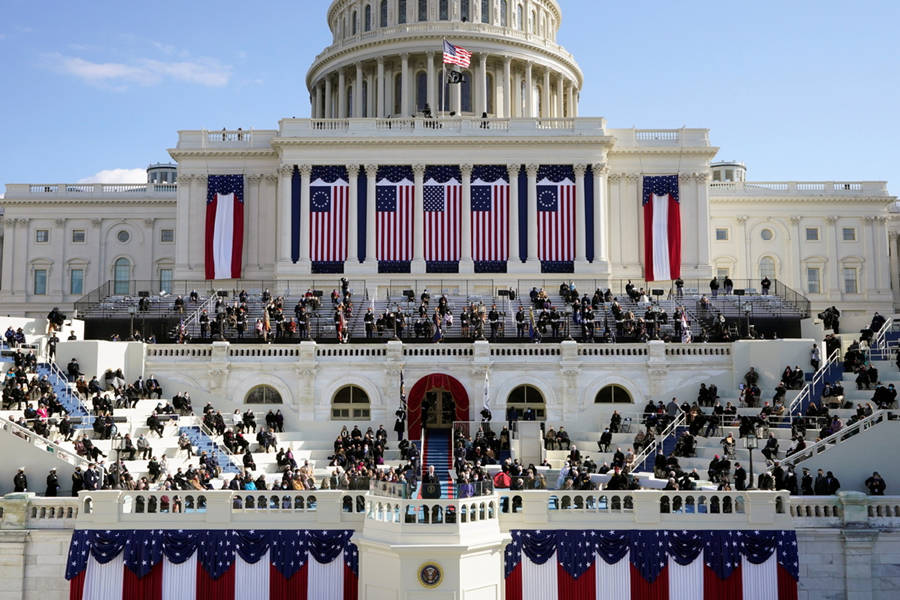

{"left": 471, "top": 166, "right": 509, "bottom": 262}
{"left": 536, "top": 165, "right": 576, "bottom": 263}
{"left": 443, "top": 40, "right": 472, "bottom": 68}
{"left": 423, "top": 170, "right": 461, "bottom": 262}
{"left": 376, "top": 167, "right": 415, "bottom": 262}
{"left": 309, "top": 166, "right": 350, "bottom": 263}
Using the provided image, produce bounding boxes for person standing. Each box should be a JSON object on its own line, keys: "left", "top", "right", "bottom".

{"left": 13, "top": 467, "right": 27, "bottom": 492}
{"left": 45, "top": 468, "right": 60, "bottom": 497}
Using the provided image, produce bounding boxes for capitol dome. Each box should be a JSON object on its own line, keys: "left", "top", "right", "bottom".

{"left": 307, "top": 0, "right": 583, "bottom": 119}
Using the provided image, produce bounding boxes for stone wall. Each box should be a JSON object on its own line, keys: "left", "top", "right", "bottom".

{"left": 798, "top": 528, "right": 900, "bottom": 600}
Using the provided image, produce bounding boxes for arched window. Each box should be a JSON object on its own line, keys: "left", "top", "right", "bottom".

{"left": 500, "top": 0, "right": 508, "bottom": 26}
{"left": 113, "top": 257, "right": 130, "bottom": 295}
{"left": 245, "top": 385, "right": 283, "bottom": 404}
{"left": 595, "top": 385, "right": 632, "bottom": 404}
{"left": 398, "top": 0, "right": 407, "bottom": 23}
{"left": 418, "top": 0, "right": 428, "bottom": 21}
{"left": 416, "top": 71, "right": 428, "bottom": 112}
{"left": 460, "top": 70, "right": 472, "bottom": 113}
{"left": 352, "top": 10, "right": 358, "bottom": 34}
{"left": 394, "top": 73, "right": 403, "bottom": 115}
{"left": 460, "top": 0, "right": 470, "bottom": 21}
{"left": 332, "top": 385, "right": 371, "bottom": 420}
{"left": 759, "top": 256, "right": 776, "bottom": 279}
{"left": 380, "top": 0, "right": 388, "bottom": 26}
{"left": 530, "top": 9, "right": 536, "bottom": 32}
{"left": 517, "top": 4, "right": 524, "bottom": 30}
{"left": 364, "top": 4, "right": 372, "bottom": 31}
{"left": 481, "top": 0, "right": 490, "bottom": 23}
{"left": 485, "top": 71, "right": 494, "bottom": 114}
{"left": 507, "top": 384, "right": 545, "bottom": 420}
{"left": 439, "top": 0, "right": 449, "bottom": 20}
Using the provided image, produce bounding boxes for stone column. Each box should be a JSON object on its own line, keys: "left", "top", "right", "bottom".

{"left": 365, "top": 165, "right": 378, "bottom": 268}
{"left": 338, "top": 69, "right": 347, "bottom": 118}
{"left": 376, "top": 58, "right": 385, "bottom": 117}
{"left": 299, "top": 165, "right": 312, "bottom": 272}
{"left": 875, "top": 217, "right": 890, "bottom": 290}
{"left": 826, "top": 216, "right": 842, "bottom": 296}
{"left": 313, "top": 83, "right": 322, "bottom": 118}
{"left": 174, "top": 174, "right": 191, "bottom": 274}
{"left": 354, "top": 63, "right": 363, "bottom": 117}
{"left": 412, "top": 164, "right": 426, "bottom": 270}
{"left": 508, "top": 164, "right": 521, "bottom": 264}
{"left": 426, "top": 52, "right": 436, "bottom": 113}
{"left": 451, "top": 68, "right": 462, "bottom": 114}
{"left": 0, "top": 219, "right": 15, "bottom": 296}
{"left": 460, "top": 164, "right": 474, "bottom": 273}
{"left": 567, "top": 82, "right": 575, "bottom": 118}
{"left": 791, "top": 217, "right": 803, "bottom": 289}
{"left": 0, "top": 530, "right": 27, "bottom": 599}
{"left": 695, "top": 172, "right": 711, "bottom": 272}
{"left": 277, "top": 166, "right": 293, "bottom": 266}
{"left": 592, "top": 162, "right": 609, "bottom": 268}
{"left": 526, "top": 163, "right": 539, "bottom": 263}
{"left": 556, "top": 75, "right": 564, "bottom": 118}
{"left": 842, "top": 526, "right": 879, "bottom": 600}
{"left": 479, "top": 54, "right": 488, "bottom": 115}
{"left": 400, "top": 53, "right": 410, "bottom": 116}
{"left": 864, "top": 216, "right": 878, "bottom": 292}
{"left": 736, "top": 215, "right": 750, "bottom": 280}
{"left": 542, "top": 68, "right": 551, "bottom": 119}
{"left": 889, "top": 231, "right": 900, "bottom": 305}
{"left": 366, "top": 71, "right": 375, "bottom": 118}
{"left": 324, "top": 77, "right": 333, "bottom": 118}
{"left": 524, "top": 61, "right": 533, "bottom": 117}
{"left": 245, "top": 174, "right": 261, "bottom": 273}
{"left": 573, "top": 164, "right": 587, "bottom": 265}
{"left": 502, "top": 57, "right": 512, "bottom": 118}
{"left": 347, "top": 165, "right": 360, "bottom": 264}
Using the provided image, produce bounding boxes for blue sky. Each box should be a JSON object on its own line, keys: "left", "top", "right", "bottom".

{"left": 1, "top": 0, "right": 898, "bottom": 195}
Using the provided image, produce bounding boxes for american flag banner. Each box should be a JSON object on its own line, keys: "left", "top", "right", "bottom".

{"left": 471, "top": 165, "right": 509, "bottom": 263}
{"left": 376, "top": 166, "right": 415, "bottom": 263}
{"left": 66, "top": 528, "right": 358, "bottom": 600}
{"left": 536, "top": 165, "right": 576, "bottom": 263}
{"left": 642, "top": 175, "right": 681, "bottom": 281}
{"left": 443, "top": 40, "right": 472, "bottom": 68}
{"left": 423, "top": 166, "right": 461, "bottom": 263}
{"left": 205, "top": 175, "right": 244, "bottom": 280}
{"left": 504, "top": 529, "right": 798, "bottom": 600}
{"left": 309, "top": 166, "right": 350, "bottom": 263}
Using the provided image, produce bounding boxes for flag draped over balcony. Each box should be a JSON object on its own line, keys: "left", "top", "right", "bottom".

{"left": 471, "top": 165, "right": 510, "bottom": 267}
{"left": 537, "top": 165, "right": 576, "bottom": 268}
{"left": 504, "top": 529, "right": 798, "bottom": 600}
{"left": 375, "top": 166, "right": 414, "bottom": 266}
{"left": 66, "top": 529, "right": 358, "bottom": 600}
{"left": 309, "top": 166, "right": 350, "bottom": 264}
{"left": 642, "top": 175, "right": 681, "bottom": 281}
{"left": 205, "top": 175, "right": 244, "bottom": 280}
{"left": 423, "top": 166, "right": 462, "bottom": 265}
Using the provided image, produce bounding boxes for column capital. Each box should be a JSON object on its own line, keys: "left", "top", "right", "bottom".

{"left": 525, "top": 164, "right": 539, "bottom": 177}
{"left": 889, "top": 230, "right": 898, "bottom": 240}
{"left": 504, "top": 55, "right": 512, "bottom": 66}
{"left": 299, "top": 165, "right": 312, "bottom": 177}
{"left": 591, "top": 162, "right": 608, "bottom": 175}
{"left": 507, "top": 164, "right": 521, "bottom": 178}
{"left": 573, "top": 164, "right": 587, "bottom": 178}
{"left": 401, "top": 52, "right": 410, "bottom": 61}
{"left": 479, "top": 53, "right": 488, "bottom": 65}
{"left": 679, "top": 173, "right": 693, "bottom": 184}
{"left": 279, "top": 165, "right": 294, "bottom": 176}
{"left": 736, "top": 215, "right": 749, "bottom": 224}
{"left": 246, "top": 173, "right": 263, "bottom": 183}
{"left": 876, "top": 215, "right": 889, "bottom": 223}
{"left": 178, "top": 174, "right": 194, "bottom": 183}
{"left": 263, "top": 173, "right": 278, "bottom": 183}
{"left": 789, "top": 216, "right": 802, "bottom": 225}
{"left": 3, "top": 218, "right": 15, "bottom": 226}
{"left": 826, "top": 215, "right": 839, "bottom": 224}
{"left": 347, "top": 165, "right": 360, "bottom": 177}
{"left": 365, "top": 164, "right": 379, "bottom": 177}
{"left": 412, "top": 164, "right": 426, "bottom": 177}
{"left": 460, "top": 164, "right": 473, "bottom": 177}
{"left": 376, "top": 56, "right": 384, "bottom": 65}
{"left": 195, "top": 174, "right": 208, "bottom": 185}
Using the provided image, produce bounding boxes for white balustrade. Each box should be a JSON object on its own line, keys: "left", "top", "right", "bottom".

{"left": 709, "top": 180, "right": 889, "bottom": 196}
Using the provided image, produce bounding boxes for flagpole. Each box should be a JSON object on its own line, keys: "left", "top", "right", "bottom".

{"left": 441, "top": 38, "right": 446, "bottom": 116}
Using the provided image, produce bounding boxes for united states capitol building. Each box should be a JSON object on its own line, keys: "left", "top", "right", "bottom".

{"left": 0, "top": 1, "right": 899, "bottom": 599}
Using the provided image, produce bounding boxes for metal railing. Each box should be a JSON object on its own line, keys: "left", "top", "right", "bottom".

{"left": 0, "top": 415, "right": 90, "bottom": 468}
{"left": 789, "top": 348, "right": 842, "bottom": 416}
{"left": 870, "top": 315, "right": 899, "bottom": 361}
{"left": 630, "top": 411, "right": 686, "bottom": 473}
{"left": 782, "top": 411, "right": 894, "bottom": 466}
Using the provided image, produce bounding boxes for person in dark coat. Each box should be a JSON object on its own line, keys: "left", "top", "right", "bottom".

{"left": 71, "top": 467, "right": 84, "bottom": 496}
{"left": 45, "top": 468, "right": 60, "bottom": 497}
{"left": 13, "top": 467, "right": 27, "bottom": 492}
{"left": 865, "top": 472, "right": 886, "bottom": 495}
{"left": 800, "top": 468, "right": 814, "bottom": 495}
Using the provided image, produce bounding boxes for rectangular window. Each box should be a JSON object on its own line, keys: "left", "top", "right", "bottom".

{"left": 35, "top": 229, "right": 49, "bottom": 243}
{"left": 70, "top": 269, "right": 84, "bottom": 295}
{"left": 161, "top": 229, "right": 175, "bottom": 243}
{"left": 418, "top": 0, "right": 427, "bottom": 21}
{"left": 805, "top": 227, "right": 819, "bottom": 241}
{"left": 159, "top": 269, "right": 173, "bottom": 294}
{"left": 715, "top": 228, "right": 729, "bottom": 241}
{"left": 806, "top": 267, "right": 820, "bottom": 294}
{"left": 72, "top": 229, "right": 86, "bottom": 243}
{"left": 842, "top": 227, "right": 856, "bottom": 241}
{"left": 34, "top": 269, "right": 47, "bottom": 295}
{"left": 843, "top": 267, "right": 858, "bottom": 294}
{"left": 398, "top": 0, "right": 407, "bottom": 23}
{"left": 332, "top": 408, "right": 350, "bottom": 419}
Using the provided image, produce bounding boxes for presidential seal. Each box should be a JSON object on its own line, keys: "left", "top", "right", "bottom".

{"left": 418, "top": 561, "right": 443, "bottom": 588}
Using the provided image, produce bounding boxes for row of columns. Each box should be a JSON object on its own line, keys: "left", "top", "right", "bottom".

{"left": 276, "top": 163, "right": 609, "bottom": 272}
{"left": 311, "top": 53, "right": 578, "bottom": 119}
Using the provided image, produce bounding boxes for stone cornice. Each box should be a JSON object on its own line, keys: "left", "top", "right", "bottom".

{"left": 167, "top": 149, "right": 278, "bottom": 160}
{"left": 0, "top": 198, "right": 177, "bottom": 207}
{"left": 608, "top": 147, "right": 720, "bottom": 157}
{"left": 710, "top": 195, "right": 895, "bottom": 205}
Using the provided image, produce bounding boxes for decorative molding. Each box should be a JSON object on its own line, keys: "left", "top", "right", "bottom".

{"left": 412, "top": 164, "right": 426, "bottom": 177}
{"left": 55, "top": 218, "right": 65, "bottom": 226}
{"left": 144, "top": 218, "right": 155, "bottom": 226}
{"left": 573, "top": 164, "right": 587, "bottom": 178}
{"left": 299, "top": 165, "right": 313, "bottom": 177}
{"left": 525, "top": 164, "right": 539, "bottom": 176}
{"left": 346, "top": 165, "right": 360, "bottom": 177}
{"left": 826, "top": 216, "right": 839, "bottom": 224}
{"left": 506, "top": 164, "right": 521, "bottom": 177}
{"left": 736, "top": 215, "right": 749, "bottom": 224}
{"left": 246, "top": 174, "right": 263, "bottom": 183}
{"left": 365, "top": 164, "right": 379, "bottom": 177}
{"left": 279, "top": 165, "right": 294, "bottom": 176}
{"left": 790, "top": 217, "right": 802, "bottom": 225}
{"left": 460, "top": 164, "right": 473, "bottom": 177}
{"left": 591, "top": 162, "right": 608, "bottom": 176}
{"left": 263, "top": 173, "right": 278, "bottom": 183}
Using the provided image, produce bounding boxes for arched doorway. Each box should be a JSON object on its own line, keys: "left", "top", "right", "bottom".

{"left": 406, "top": 373, "right": 470, "bottom": 440}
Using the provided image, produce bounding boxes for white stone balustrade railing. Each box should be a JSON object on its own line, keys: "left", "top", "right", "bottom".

{"left": 609, "top": 128, "right": 711, "bottom": 148}
{"left": 4, "top": 492, "right": 899, "bottom": 532}
{"left": 144, "top": 340, "right": 734, "bottom": 368}
{"left": 5, "top": 183, "right": 177, "bottom": 197}
{"left": 276, "top": 117, "right": 607, "bottom": 139}
{"left": 709, "top": 180, "right": 889, "bottom": 196}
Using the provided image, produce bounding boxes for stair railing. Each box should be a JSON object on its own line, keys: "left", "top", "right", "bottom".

{"left": 45, "top": 361, "right": 91, "bottom": 420}
{"left": 630, "top": 410, "right": 686, "bottom": 474}
{"left": 789, "top": 348, "right": 841, "bottom": 417}
{"left": 870, "top": 315, "right": 899, "bottom": 361}
{"left": 0, "top": 414, "right": 90, "bottom": 468}
{"left": 782, "top": 410, "right": 892, "bottom": 466}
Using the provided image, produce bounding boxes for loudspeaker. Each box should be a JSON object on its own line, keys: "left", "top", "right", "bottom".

{"left": 497, "top": 289, "right": 509, "bottom": 297}
{"left": 734, "top": 289, "right": 746, "bottom": 296}
{"left": 651, "top": 289, "right": 665, "bottom": 297}
{"left": 217, "top": 291, "right": 229, "bottom": 298}
{"left": 312, "top": 290, "right": 324, "bottom": 297}
{"left": 138, "top": 291, "right": 150, "bottom": 298}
